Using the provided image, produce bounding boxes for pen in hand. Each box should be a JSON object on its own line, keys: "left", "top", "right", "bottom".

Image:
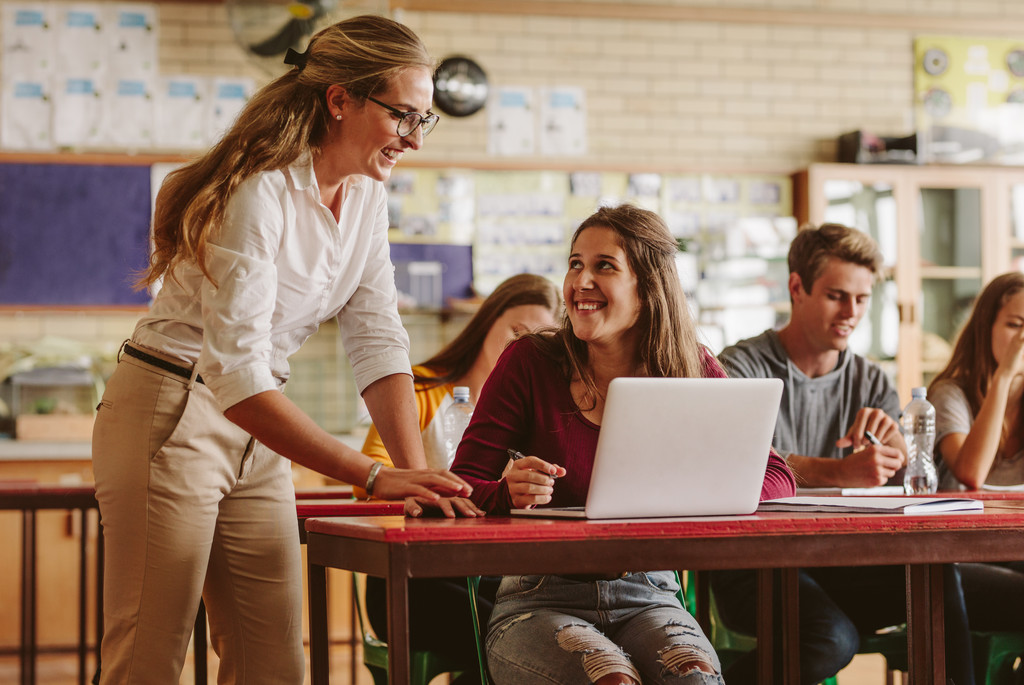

{"left": 507, "top": 449, "right": 564, "bottom": 478}
{"left": 864, "top": 430, "right": 882, "bottom": 446}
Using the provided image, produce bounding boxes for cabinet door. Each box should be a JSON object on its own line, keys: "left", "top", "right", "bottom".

{"left": 1010, "top": 180, "right": 1024, "bottom": 270}
{"left": 912, "top": 182, "right": 984, "bottom": 387}
{"left": 800, "top": 167, "right": 908, "bottom": 394}
{"left": 818, "top": 177, "right": 902, "bottom": 382}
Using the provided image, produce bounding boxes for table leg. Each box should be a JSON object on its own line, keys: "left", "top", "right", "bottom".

{"left": 95, "top": 518, "right": 104, "bottom": 682}
{"left": 78, "top": 507, "right": 88, "bottom": 685}
{"left": 906, "top": 564, "right": 944, "bottom": 685}
{"left": 780, "top": 568, "right": 800, "bottom": 684}
{"left": 386, "top": 556, "right": 411, "bottom": 685}
{"left": 350, "top": 575, "right": 357, "bottom": 685}
{"left": 756, "top": 568, "right": 800, "bottom": 684}
{"left": 756, "top": 569, "right": 773, "bottom": 683}
{"left": 693, "top": 570, "right": 711, "bottom": 635}
{"left": 308, "top": 561, "right": 330, "bottom": 685}
{"left": 21, "top": 509, "right": 36, "bottom": 685}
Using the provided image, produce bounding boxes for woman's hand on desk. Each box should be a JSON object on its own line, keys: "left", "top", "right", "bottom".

{"left": 405, "top": 496, "right": 485, "bottom": 518}
{"left": 372, "top": 467, "right": 472, "bottom": 502}
{"left": 505, "top": 455, "right": 566, "bottom": 509}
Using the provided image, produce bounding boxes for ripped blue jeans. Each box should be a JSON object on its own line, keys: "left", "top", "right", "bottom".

{"left": 486, "top": 572, "right": 723, "bottom": 685}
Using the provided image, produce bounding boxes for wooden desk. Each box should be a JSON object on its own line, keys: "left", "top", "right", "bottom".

{"left": 296, "top": 499, "right": 403, "bottom": 543}
{"left": 305, "top": 500, "right": 1024, "bottom": 685}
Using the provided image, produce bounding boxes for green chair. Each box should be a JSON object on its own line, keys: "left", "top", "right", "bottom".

{"left": 467, "top": 576, "right": 491, "bottom": 685}
{"left": 352, "top": 574, "right": 466, "bottom": 685}
{"left": 973, "top": 631, "right": 1024, "bottom": 685}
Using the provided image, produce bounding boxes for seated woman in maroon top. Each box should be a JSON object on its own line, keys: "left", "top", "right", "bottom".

{"left": 450, "top": 204, "right": 794, "bottom": 685}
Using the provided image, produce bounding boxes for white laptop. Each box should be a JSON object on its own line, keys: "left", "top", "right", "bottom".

{"left": 512, "top": 377, "right": 784, "bottom": 520}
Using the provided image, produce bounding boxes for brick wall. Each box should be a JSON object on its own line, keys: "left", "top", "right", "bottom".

{"left": 3, "top": 0, "right": 1023, "bottom": 168}
{"left": 143, "top": 0, "right": 1024, "bottom": 169}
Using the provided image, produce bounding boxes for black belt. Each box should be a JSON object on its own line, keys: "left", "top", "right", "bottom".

{"left": 122, "top": 344, "right": 204, "bottom": 384}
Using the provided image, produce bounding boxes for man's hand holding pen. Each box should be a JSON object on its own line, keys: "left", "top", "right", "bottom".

{"left": 833, "top": 408, "right": 907, "bottom": 487}
{"left": 506, "top": 449, "right": 567, "bottom": 509}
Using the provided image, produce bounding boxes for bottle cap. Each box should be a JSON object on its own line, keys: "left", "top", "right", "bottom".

{"left": 911, "top": 386, "right": 927, "bottom": 399}
{"left": 453, "top": 386, "right": 470, "bottom": 401}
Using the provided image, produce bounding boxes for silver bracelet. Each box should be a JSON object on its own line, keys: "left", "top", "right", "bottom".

{"left": 365, "top": 462, "right": 384, "bottom": 497}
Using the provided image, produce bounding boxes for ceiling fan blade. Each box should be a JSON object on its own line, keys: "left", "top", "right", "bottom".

{"left": 248, "top": 16, "right": 314, "bottom": 57}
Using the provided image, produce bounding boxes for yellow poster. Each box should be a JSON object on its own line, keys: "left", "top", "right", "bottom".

{"left": 914, "top": 35, "right": 1024, "bottom": 164}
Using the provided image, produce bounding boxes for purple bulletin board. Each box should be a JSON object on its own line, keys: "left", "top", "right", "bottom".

{"left": 389, "top": 242, "right": 474, "bottom": 305}
{"left": 0, "top": 163, "right": 152, "bottom": 306}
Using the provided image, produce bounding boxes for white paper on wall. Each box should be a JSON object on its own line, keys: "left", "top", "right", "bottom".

{"left": 2, "top": 81, "right": 53, "bottom": 149}
{"left": 487, "top": 87, "right": 534, "bottom": 156}
{"left": 105, "top": 77, "right": 155, "bottom": 147}
{"left": 53, "top": 76, "right": 104, "bottom": 147}
{"left": 208, "top": 77, "right": 254, "bottom": 145}
{"left": 1, "top": 3, "right": 55, "bottom": 150}
{"left": 108, "top": 3, "right": 157, "bottom": 78}
{"left": 101, "top": 3, "right": 158, "bottom": 146}
{"left": 539, "top": 86, "right": 586, "bottom": 156}
{"left": 2, "top": 3, "right": 54, "bottom": 76}
{"left": 53, "top": 4, "right": 106, "bottom": 147}
{"left": 155, "top": 76, "right": 208, "bottom": 150}
{"left": 55, "top": 5, "right": 105, "bottom": 77}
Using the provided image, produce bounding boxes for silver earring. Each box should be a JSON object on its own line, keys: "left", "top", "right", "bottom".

{"left": 335, "top": 114, "right": 342, "bottom": 120}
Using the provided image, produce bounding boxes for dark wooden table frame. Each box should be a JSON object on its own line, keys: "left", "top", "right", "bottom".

{"left": 305, "top": 497, "right": 1024, "bottom": 685}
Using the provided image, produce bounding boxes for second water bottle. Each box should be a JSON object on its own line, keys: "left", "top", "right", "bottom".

{"left": 442, "top": 386, "right": 474, "bottom": 468}
{"left": 902, "top": 386, "right": 938, "bottom": 495}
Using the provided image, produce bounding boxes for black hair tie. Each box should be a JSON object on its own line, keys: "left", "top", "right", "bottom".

{"left": 284, "top": 47, "right": 309, "bottom": 70}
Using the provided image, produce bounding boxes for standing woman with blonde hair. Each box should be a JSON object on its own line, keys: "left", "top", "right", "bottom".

{"left": 92, "top": 15, "right": 470, "bottom": 684}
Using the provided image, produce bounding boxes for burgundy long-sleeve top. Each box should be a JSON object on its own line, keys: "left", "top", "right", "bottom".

{"left": 450, "top": 338, "right": 796, "bottom": 514}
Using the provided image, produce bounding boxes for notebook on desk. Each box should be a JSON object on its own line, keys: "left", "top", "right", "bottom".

{"left": 511, "top": 377, "right": 784, "bottom": 520}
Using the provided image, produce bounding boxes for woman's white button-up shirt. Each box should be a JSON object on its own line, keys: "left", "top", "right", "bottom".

{"left": 134, "top": 151, "right": 411, "bottom": 412}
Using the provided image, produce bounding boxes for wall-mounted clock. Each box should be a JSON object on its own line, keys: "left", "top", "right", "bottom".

{"left": 433, "top": 56, "right": 488, "bottom": 117}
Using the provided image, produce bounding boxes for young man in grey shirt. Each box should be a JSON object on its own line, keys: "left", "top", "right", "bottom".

{"left": 709, "top": 223, "right": 974, "bottom": 684}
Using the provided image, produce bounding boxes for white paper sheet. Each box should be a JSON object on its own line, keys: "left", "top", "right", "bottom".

{"left": 539, "top": 86, "right": 586, "bottom": 156}
{"left": 108, "top": 3, "right": 157, "bottom": 79}
{"left": 487, "top": 86, "right": 535, "bottom": 156}
{"left": 100, "top": 4, "right": 157, "bottom": 147}
{"left": 209, "top": 77, "right": 254, "bottom": 145}
{"left": 53, "top": 4, "right": 106, "bottom": 147}
{"left": 1, "top": 3, "right": 56, "bottom": 150}
{"left": 155, "top": 76, "right": 209, "bottom": 150}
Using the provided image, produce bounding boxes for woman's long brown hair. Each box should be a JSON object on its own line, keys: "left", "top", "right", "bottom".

{"left": 139, "top": 15, "right": 431, "bottom": 289}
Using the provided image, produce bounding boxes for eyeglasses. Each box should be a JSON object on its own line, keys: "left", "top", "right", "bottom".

{"left": 366, "top": 96, "right": 439, "bottom": 138}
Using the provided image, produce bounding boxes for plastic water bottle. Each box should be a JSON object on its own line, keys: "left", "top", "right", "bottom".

{"left": 442, "top": 386, "right": 474, "bottom": 468}
{"left": 902, "top": 386, "right": 938, "bottom": 495}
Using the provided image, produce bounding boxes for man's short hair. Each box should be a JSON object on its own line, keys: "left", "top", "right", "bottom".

{"left": 788, "top": 223, "right": 883, "bottom": 294}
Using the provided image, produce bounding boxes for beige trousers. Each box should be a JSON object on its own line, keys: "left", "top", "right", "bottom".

{"left": 92, "top": 345, "right": 304, "bottom": 684}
